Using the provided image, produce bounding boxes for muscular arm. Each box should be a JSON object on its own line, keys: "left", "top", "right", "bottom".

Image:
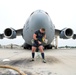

{"left": 33, "top": 34, "right": 37, "bottom": 40}
{"left": 42, "top": 34, "right": 46, "bottom": 40}
{"left": 43, "top": 34, "right": 46, "bottom": 39}
{"left": 42, "top": 34, "right": 46, "bottom": 43}
{"left": 33, "top": 33, "right": 42, "bottom": 44}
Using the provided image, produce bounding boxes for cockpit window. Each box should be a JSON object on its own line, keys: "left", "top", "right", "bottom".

{"left": 45, "top": 12, "right": 49, "bottom": 15}
{"left": 30, "top": 12, "right": 34, "bottom": 16}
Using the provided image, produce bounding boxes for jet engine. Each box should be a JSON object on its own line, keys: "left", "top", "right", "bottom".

{"left": 60, "top": 28, "right": 73, "bottom": 39}
{"left": 4, "top": 28, "right": 16, "bottom": 39}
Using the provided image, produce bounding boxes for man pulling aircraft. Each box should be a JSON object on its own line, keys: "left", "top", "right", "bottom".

{"left": 31, "top": 28, "right": 46, "bottom": 63}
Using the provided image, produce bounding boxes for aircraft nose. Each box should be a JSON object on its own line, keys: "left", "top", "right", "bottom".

{"left": 30, "top": 13, "right": 49, "bottom": 25}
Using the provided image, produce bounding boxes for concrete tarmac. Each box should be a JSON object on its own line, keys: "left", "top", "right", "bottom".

{"left": 0, "top": 48, "right": 76, "bottom": 75}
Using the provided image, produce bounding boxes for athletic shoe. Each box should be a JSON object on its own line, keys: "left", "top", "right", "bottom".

{"left": 30, "top": 58, "right": 34, "bottom": 62}
{"left": 43, "top": 59, "right": 46, "bottom": 63}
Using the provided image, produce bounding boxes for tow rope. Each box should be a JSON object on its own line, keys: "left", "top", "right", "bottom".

{"left": 0, "top": 65, "right": 26, "bottom": 75}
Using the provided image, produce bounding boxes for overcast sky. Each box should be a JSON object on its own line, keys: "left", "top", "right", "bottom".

{"left": 0, "top": 0, "right": 76, "bottom": 46}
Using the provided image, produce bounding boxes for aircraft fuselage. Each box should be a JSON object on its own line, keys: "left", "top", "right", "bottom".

{"left": 23, "top": 10, "right": 55, "bottom": 46}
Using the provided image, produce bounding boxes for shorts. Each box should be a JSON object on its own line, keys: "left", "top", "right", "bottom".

{"left": 32, "top": 42, "right": 43, "bottom": 47}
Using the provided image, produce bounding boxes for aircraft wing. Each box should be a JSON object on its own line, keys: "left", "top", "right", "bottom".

{"left": 55, "top": 29, "right": 61, "bottom": 36}
{"left": 55, "top": 28, "right": 76, "bottom": 39}
{"left": 0, "top": 28, "right": 23, "bottom": 39}
{"left": 15, "top": 28, "right": 23, "bottom": 36}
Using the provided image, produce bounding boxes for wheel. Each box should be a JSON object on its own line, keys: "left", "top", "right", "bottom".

{"left": 45, "top": 44, "right": 52, "bottom": 49}
{"left": 23, "top": 43, "right": 31, "bottom": 49}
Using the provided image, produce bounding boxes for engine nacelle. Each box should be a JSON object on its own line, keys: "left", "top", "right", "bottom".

{"left": 60, "top": 28, "right": 73, "bottom": 39}
{"left": 4, "top": 28, "right": 16, "bottom": 39}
